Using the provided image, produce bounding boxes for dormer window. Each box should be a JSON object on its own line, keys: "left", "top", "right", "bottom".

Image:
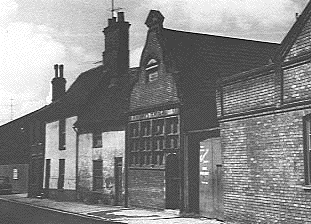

{"left": 146, "top": 59, "right": 159, "bottom": 82}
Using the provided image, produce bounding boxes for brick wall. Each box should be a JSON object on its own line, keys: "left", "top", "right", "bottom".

{"left": 222, "top": 73, "right": 276, "bottom": 115}
{"left": 130, "top": 30, "right": 179, "bottom": 111}
{"left": 221, "top": 109, "right": 311, "bottom": 223}
{"left": 128, "top": 169, "right": 165, "bottom": 209}
{"left": 283, "top": 62, "right": 311, "bottom": 103}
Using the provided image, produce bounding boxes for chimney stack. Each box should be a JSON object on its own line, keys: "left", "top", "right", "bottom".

{"left": 51, "top": 64, "right": 66, "bottom": 102}
{"left": 54, "top": 64, "right": 59, "bottom": 77}
{"left": 103, "top": 11, "right": 130, "bottom": 79}
{"left": 118, "top": 12, "right": 124, "bottom": 22}
{"left": 59, "top": 64, "right": 64, "bottom": 78}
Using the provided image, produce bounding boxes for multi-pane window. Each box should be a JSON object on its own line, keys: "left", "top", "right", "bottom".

{"left": 93, "top": 131, "right": 102, "bottom": 148}
{"left": 59, "top": 119, "right": 66, "bottom": 150}
{"left": 146, "top": 59, "right": 159, "bottom": 82}
{"left": 58, "top": 159, "right": 65, "bottom": 189}
{"left": 304, "top": 115, "right": 311, "bottom": 185}
{"left": 93, "top": 160, "right": 103, "bottom": 191}
{"left": 128, "top": 115, "right": 179, "bottom": 167}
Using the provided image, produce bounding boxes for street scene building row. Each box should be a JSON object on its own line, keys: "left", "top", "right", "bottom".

{"left": 2, "top": 1, "right": 311, "bottom": 223}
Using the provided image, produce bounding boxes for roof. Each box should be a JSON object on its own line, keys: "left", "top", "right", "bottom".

{"left": 162, "top": 28, "right": 279, "bottom": 76}
{"left": 159, "top": 28, "right": 280, "bottom": 99}
{"left": 75, "top": 67, "right": 139, "bottom": 128}
{"left": 275, "top": 1, "right": 311, "bottom": 61}
{"left": 36, "top": 65, "right": 108, "bottom": 120}
{"left": 219, "top": 1, "right": 311, "bottom": 84}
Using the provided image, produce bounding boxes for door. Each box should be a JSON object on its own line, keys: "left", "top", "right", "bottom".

{"left": 29, "top": 157, "right": 44, "bottom": 197}
{"left": 199, "top": 138, "right": 223, "bottom": 220}
{"left": 44, "top": 159, "right": 50, "bottom": 196}
{"left": 114, "top": 157, "right": 123, "bottom": 205}
{"left": 165, "top": 153, "right": 180, "bottom": 209}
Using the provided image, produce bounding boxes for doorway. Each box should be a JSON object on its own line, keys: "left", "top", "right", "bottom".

{"left": 199, "top": 138, "right": 223, "bottom": 220}
{"left": 114, "top": 157, "right": 123, "bottom": 205}
{"left": 165, "top": 153, "right": 180, "bottom": 209}
{"left": 44, "top": 159, "right": 50, "bottom": 197}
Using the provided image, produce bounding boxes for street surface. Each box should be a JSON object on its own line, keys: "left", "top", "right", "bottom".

{"left": 0, "top": 198, "right": 117, "bottom": 224}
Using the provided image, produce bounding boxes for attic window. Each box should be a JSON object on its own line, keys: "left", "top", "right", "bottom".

{"left": 146, "top": 59, "right": 159, "bottom": 82}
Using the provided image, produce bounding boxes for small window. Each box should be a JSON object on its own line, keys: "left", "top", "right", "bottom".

{"left": 146, "top": 59, "right": 159, "bottom": 82}
{"left": 59, "top": 119, "right": 66, "bottom": 150}
{"left": 304, "top": 115, "right": 311, "bottom": 185}
{"left": 93, "top": 131, "right": 102, "bottom": 148}
{"left": 13, "top": 169, "right": 18, "bottom": 180}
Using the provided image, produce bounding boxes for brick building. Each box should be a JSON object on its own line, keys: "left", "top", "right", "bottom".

{"left": 217, "top": 2, "right": 311, "bottom": 223}
{"left": 125, "top": 10, "right": 279, "bottom": 220}
{"left": 0, "top": 110, "right": 42, "bottom": 194}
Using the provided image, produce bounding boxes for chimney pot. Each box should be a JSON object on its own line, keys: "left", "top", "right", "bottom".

{"left": 59, "top": 64, "right": 64, "bottom": 78}
{"left": 118, "top": 12, "right": 124, "bottom": 22}
{"left": 54, "top": 64, "right": 59, "bottom": 77}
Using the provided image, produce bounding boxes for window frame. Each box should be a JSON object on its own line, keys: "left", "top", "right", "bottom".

{"left": 145, "top": 58, "right": 159, "bottom": 83}
{"left": 303, "top": 115, "right": 311, "bottom": 185}
{"left": 128, "top": 115, "right": 180, "bottom": 168}
{"left": 59, "top": 119, "right": 66, "bottom": 150}
{"left": 92, "top": 130, "right": 103, "bottom": 148}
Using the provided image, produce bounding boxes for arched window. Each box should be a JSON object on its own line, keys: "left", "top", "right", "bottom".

{"left": 145, "top": 58, "right": 159, "bottom": 82}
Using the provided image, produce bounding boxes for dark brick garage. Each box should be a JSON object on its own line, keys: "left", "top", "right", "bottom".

{"left": 217, "top": 2, "right": 311, "bottom": 223}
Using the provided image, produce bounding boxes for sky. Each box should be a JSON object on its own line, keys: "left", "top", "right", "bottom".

{"left": 0, "top": 0, "right": 309, "bottom": 125}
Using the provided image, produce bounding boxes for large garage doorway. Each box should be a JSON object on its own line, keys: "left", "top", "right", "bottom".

{"left": 165, "top": 153, "right": 180, "bottom": 209}
{"left": 199, "top": 138, "right": 223, "bottom": 220}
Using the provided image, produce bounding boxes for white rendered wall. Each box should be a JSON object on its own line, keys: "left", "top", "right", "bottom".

{"left": 44, "top": 116, "right": 77, "bottom": 190}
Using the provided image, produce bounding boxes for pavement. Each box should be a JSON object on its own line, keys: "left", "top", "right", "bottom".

{"left": 0, "top": 194, "right": 225, "bottom": 224}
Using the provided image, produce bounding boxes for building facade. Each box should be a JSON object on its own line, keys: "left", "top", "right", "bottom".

{"left": 0, "top": 115, "right": 33, "bottom": 194}
{"left": 42, "top": 12, "right": 133, "bottom": 203}
{"left": 125, "top": 10, "right": 279, "bottom": 220}
{"left": 217, "top": 2, "right": 311, "bottom": 223}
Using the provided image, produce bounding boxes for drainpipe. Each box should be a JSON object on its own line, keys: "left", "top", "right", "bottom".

{"left": 72, "top": 125, "right": 79, "bottom": 200}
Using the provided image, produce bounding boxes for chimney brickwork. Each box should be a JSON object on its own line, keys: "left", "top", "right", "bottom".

{"left": 52, "top": 64, "right": 66, "bottom": 102}
{"left": 103, "top": 12, "right": 130, "bottom": 78}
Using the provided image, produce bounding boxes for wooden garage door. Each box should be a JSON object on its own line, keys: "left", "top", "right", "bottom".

{"left": 199, "top": 138, "right": 223, "bottom": 220}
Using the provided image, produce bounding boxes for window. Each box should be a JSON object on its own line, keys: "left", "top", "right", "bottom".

{"left": 129, "top": 115, "right": 179, "bottom": 167}
{"left": 13, "top": 169, "right": 18, "bottom": 180}
{"left": 304, "top": 115, "right": 311, "bottom": 185}
{"left": 59, "top": 119, "right": 66, "bottom": 150}
{"left": 146, "top": 59, "right": 159, "bottom": 82}
{"left": 93, "top": 131, "right": 102, "bottom": 148}
{"left": 58, "top": 159, "right": 65, "bottom": 189}
{"left": 93, "top": 160, "right": 103, "bottom": 191}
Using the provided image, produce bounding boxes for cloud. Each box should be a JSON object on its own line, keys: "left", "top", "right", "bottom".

{"left": 0, "top": 0, "right": 18, "bottom": 25}
{"left": 0, "top": 22, "right": 66, "bottom": 94}
{"left": 130, "top": 46, "right": 144, "bottom": 67}
{"left": 145, "top": 0, "right": 301, "bottom": 30}
{"left": 0, "top": 0, "right": 67, "bottom": 123}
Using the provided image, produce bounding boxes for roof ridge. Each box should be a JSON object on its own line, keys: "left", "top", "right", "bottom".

{"left": 163, "top": 28, "right": 280, "bottom": 45}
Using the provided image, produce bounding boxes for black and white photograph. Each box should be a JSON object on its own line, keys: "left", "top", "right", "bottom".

{"left": 0, "top": 0, "right": 311, "bottom": 223}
